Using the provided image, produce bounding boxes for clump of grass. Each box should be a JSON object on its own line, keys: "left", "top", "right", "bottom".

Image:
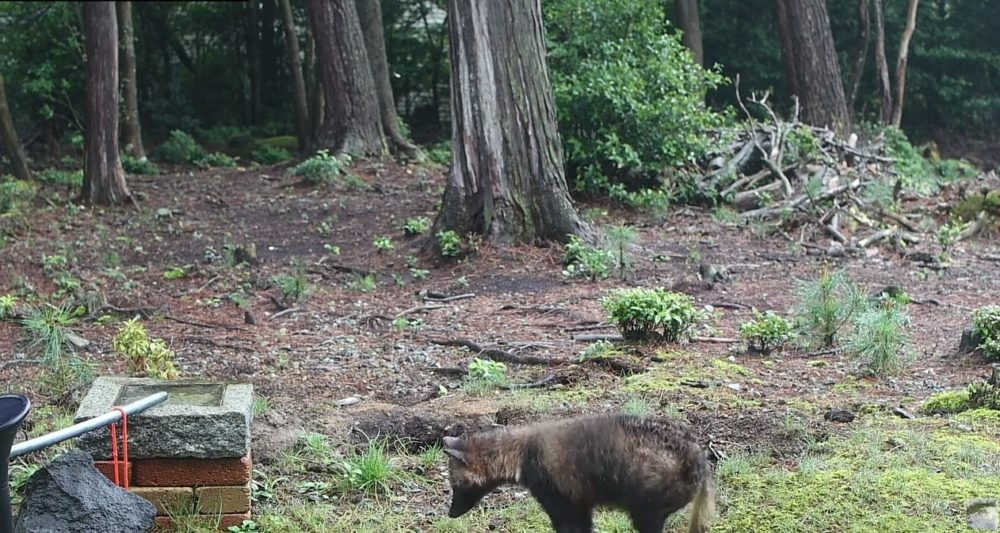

{"left": 739, "top": 309, "right": 794, "bottom": 354}
{"left": 418, "top": 444, "right": 444, "bottom": 470}
{"left": 21, "top": 303, "right": 79, "bottom": 363}
{"left": 562, "top": 235, "right": 615, "bottom": 280}
{"left": 577, "top": 339, "right": 620, "bottom": 362}
{"left": 605, "top": 224, "right": 639, "bottom": 279}
{"left": 847, "top": 302, "right": 913, "bottom": 376}
{"left": 195, "top": 152, "right": 239, "bottom": 169}
{"left": 348, "top": 273, "right": 377, "bottom": 293}
{"left": 338, "top": 439, "right": 402, "bottom": 498}
{"left": 272, "top": 263, "right": 311, "bottom": 305}
{"left": 601, "top": 287, "right": 700, "bottom": 342}
{"left": 291, "top": 150, "right": 353, "bottom": 185}
{"left": 463, "top": 358, "right": 507, "bottom": 395}
{"left": 621, "top": 397, "right": 652, "bottom": 417}
{"left": 792, "top": 268, "right": 866, "bottom": 348}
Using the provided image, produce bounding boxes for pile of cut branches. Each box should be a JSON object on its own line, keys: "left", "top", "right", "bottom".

{"left": 693, "top": 85, "right": 949, "bottom": 254}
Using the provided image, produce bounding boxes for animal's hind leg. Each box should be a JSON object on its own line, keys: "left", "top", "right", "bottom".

{"left": 534, "top": 492, "right": 593, "bottom": 533}
{"left": 629, "top": 509, "right": 667, "bottom": 533}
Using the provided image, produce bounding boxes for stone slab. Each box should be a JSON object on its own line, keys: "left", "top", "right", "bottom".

{"left": 74, "top": 377, "right": 254, "bottom": 460}
{"left": 195, "top": 484, "right": 252, "bottom": 514}
{"left": 133, "top": 453, "right": 252, "bottom": 487}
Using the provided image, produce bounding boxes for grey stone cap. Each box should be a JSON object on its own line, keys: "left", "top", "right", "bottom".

{"left": 73, "top": 376, "right": 254, "bottom": 460}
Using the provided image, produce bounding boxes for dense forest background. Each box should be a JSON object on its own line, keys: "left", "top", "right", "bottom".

{"left": 1, "top": 0, "right": 997, "bottom": 189}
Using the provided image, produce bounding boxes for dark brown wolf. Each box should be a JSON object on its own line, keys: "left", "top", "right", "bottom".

{"left": 443, "top": 413, "right": 714, "bottom": 533}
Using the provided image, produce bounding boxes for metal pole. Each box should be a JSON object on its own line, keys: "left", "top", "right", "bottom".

{"left": 10, "top": 391, "right": 168, "bottom": 460}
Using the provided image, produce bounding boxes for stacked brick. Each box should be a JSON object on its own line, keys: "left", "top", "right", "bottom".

{"left": 95, "top": 454, "right": 253, "bottom": 529}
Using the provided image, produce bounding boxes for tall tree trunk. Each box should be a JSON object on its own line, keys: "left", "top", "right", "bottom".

{"left": 892, "top": 0, "right": 919, "bottom": 127}
{"left": 355, "top": 0, "right": 420, "bottom": 158}
{"left": 847, "top": 0, "right": 871, "bottom": 111}
{"left": 774, "top": 0, "right": 850, "bottom": 134}
{"left": 279, "top": 0, "right": 310, "bottom": 153}
{"left": 247, "top": 0, "right": 261, "bottom": 125}
{"left": 306, "top": 0, "right": 384, "bottom": 156}
{"left": 81, "top": 1, "right": 132, "bottom": 206}
{"left": 260, "top": 0, "right": 279, "bottom": 115}
{"left": 305, "top": 29, "right": 324, "bottom": 147}
{"left": 873, "top": 0, "right": 892, "bottom": 123}
{"left": 774, "top": 0, "right": 800, "bottom": 98}
{"left": 674, "top": 0, "right": 703, "bottom": 67}
{"left": 432, "top": 0, "right": 590, "bottom": 245}
{"left": 116, "top": 1, "right": 146, "bottom": 160}
{"left": 0, "top": 72, "right": 32, "bottom": 182}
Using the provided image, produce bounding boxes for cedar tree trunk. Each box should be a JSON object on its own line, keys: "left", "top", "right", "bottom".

{"left": 306, "top": 0, "right": 384, "bottom": 156}
{"left": 355, "top": 0, "right": 420, "bottom": 158}
{"left": 847, "top": 0, "right": 871, "bottom": 111}
{"left": 675, "top": 0, "right": 703, "bottom": 67}
{"left": 279, "top": 0, "right": 311, "bottom": 153}
{"left": 892, "top": 0, "right": 919, "bottom": 126}
{"left": 82, "top": 2, "right": 132, "bottom": 205}
{"left": 775, "top": 0, "right": 850, "bottom": 133}
{"left": 116, "top": 1, "right": 146, "bottom": 160}
{"left": 0, "top": 72, "right": 32, "bottom": 181}
{"left": 432, "top": 0, "right": 590, "bottom": 245}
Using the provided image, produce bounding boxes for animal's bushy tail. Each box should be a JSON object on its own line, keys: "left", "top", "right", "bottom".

{"left": 688, "top": 475, "right": 715, "bottom": 533}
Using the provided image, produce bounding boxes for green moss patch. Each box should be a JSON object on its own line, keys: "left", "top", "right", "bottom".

{"left": 923, "top": 390, "right": 972, "bottom": 415}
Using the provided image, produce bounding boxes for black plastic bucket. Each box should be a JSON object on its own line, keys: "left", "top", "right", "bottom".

{"left": 0, "top": 395, "right": 31, "bottom": 533}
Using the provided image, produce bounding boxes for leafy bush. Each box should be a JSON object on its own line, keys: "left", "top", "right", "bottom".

{"left": 402, "top": 217, "right": 431, "bottom": 236}
{"left": 291, "top": 150, "right": 352, "bottom": 184}
{"left": 272, "top": 270, "right": 311, "bottom": 305}
{"left": 740, "top": 309, "right": 793, "bottom": 354}
{"left": 967, "top": 381, "right": 1000, "bottom": 411}
{"left": 425, "top": 141, "right": 451, "bottom": 165}
{"left": 0, "top": 294, "right": 16, "bottom": 318}
{"left": 601, "top": 288, "right": 700, "bottom": 341}
{"left": 562, "top": 235, "right": 615, "bottom": 280}
{"left": 0, "top": 179, "right": 37, "bottom": 214}
{"left": 972, "top": 305, "right": 1000, "bottom": 361}
{"left": 156, "top": 130, "right": 206, "bottom": 164}
{"left": 38, "top": 168, "right": 83, "bottom": 186}
{"left": 114, "top": 317, "right": 179, "bottom": 380}
{"left": 198, "top": 125, "right": 248, "bottom": 148}
{"left": 545, "top": 0, "right": 727, "bottom": 198}
{"left": 436, "top": 230, "right": 462, "bottom": 257}
{"left": 250, "top": 144, "right": 293, "bottom": 165}
{"left": 195, "top": 152, "right": 238, "bottom": 169}
{"left": 792, "top": 269, "right": 866, "bottom": 348}
{"left": 464, "top": 358, "right": 507, "bottom": 394}
{"left": 121, "top": 156, "right": 159, "bottom": 175}
{"left": 847, "top": 302, "right": 913, "bottom": 376}
{"left": 348, "top": 273, "right": 377, "bottom": 293}
{"left": 578, "top": 339, "right": 621, "bottom": 362}
{"left": 373, "top": 236, "right": 394, "bottom": 251}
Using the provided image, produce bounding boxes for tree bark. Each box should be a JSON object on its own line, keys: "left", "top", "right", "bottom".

{"left": 774, "top": 0, "right": 800, "bottom": 98}
{"left": 116, "top": 1, "right": 146, "bottom": 160}
{"left": 279, "top": 0, "right": 310, "bottom": 153}
{"left": 305, "top": 28, "right": 324, "bottom": 148}
{"left": 306, "top": 0, "right": 384, "bottom": 156}
{"left": 674, "top": 0, "right": 703, "bottom": 67}
{"left": 81, "top": 1, "right": 133, "bottom": 205}
{"left": 355, "top": 0, "right": 420, "bottom": 158}
{"left": 892, "top": 0, "right": 919, "bottom": 127}
{"left": 873, "top": 0, "right": 892, "bottom": 123}
{"left": 0, "top": 72, "right": 32, "bottom": 181}
{"left": 847, "top": 0, "right": 871, "bottom": 111}
{"left": 432, "top": 0, "right": 591, "bottom": 245}
{"left": 774, "top": 0, "right": 850, "bottom": 134}
{"left": 247, "top": 0, "right": 261, "bottom": 125}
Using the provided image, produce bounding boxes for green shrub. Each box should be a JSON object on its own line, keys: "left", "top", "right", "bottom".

{"left": 38, "top": 168, "right": 83, "bottom": 186}
{"left": 20, "top": 303, "right": 79, "bottom": 363}
{"left": 199, "top": 125, "right": 248, "bottom": 148}
{"left": 425, "top": 141, "right": 451, "bottom": 165}
{"left": 792, "top": 269, "right": 867, "bottom": 348}
{"left": 847, "top": 302, "right": 913, "bottom": 376}
{"left": 0, "top": 178, "right": 37, "bottom": 214}
{"left": 436, "top": 230, "right": 462, "bottom": 257}
{"left": 113, "top": 317, "right": 179, "bottom": 380}
{"left": 545, "top": 0, "right": 727, "bottom": 198}
{"left": 605, "top": 224, "right": 638, "bottom": 278}
{"left": 348, "top": 273, "right": 377, "bottom": 293}
{"left": 601, "top": 287, "right": 700, "bottom": 341}
{"left": 740, "top": 309, "right": 793, "bottom": 354}
{"left": 373, "top": 236, "right": 394, "bottom": 251}
{"left": 922, "top": 390, "right": 972, "bottom": 415}
{"left": 291, "top": 150, "right": 351, "bottom": 184}
{"left": 156, "top": 130, "right": 206, "bottom": 164}
{"left": 972, "top": 305, "right": 1000, "bottom": 360}
{"left": 562, "top": 235, "right": 615, "bottom": 280}
{"left": 967, "top": 381, "right": 1000, "bottom": 410}
{"left": 401, "top": 217, "right": 431, "bottom": 236}
{"left": 250, "top": 144, "right": 293, "bottom": 165}
{"left": 195, "top": 152, "right": 238, "bottom": 169}
{"left": 464, "top": 358, "right": 507, "bottom": 394}
{"left": 272, "top": 270, "right": 311, "bottom": 305}
{"left": 0, "top": 294, "right": 17, "bottom": 318}
{"left": 121, "top": 156, "right": 159, "bottom": 175}
{"left": 882, "top": 125, "right": 936, "bottom": 195}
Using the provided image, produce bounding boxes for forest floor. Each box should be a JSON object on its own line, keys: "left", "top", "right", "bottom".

{"left": 2, "top": 158, "right": 1000, "bottom": 532}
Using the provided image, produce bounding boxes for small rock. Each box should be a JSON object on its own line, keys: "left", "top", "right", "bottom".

{"left": 892, "top": 407, "right": 916, "bottom": 420}
{"left": 967, "top": 498, "right": 999, "bottom": 531}
{"left": 725, "top": 383, "right": 742, "bottom": 391}
{"left": 336, "top": 396, "right": 362, "bottom": 407}
{"left": 824, "top": 409, "right": 855, "bottom": 423}
{"left": 155, "top": 207, "right": 173, "bottom": 218}
{"left": 65, "top": 332, "right": 90, "bottom": 349}
{"left": 15, "top": 451, "right": 156, "bottom": 532}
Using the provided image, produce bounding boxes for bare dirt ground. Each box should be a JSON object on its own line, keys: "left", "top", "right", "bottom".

{"left": 2, "top": 158, "right": 999, "bottom": 531}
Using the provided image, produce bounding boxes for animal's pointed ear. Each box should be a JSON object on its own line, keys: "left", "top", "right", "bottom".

{"left": 443, "top": 436, "right": 462, "bottom": 449}
{"left": 443, "top": 447, "right": 469, "bottom": 465}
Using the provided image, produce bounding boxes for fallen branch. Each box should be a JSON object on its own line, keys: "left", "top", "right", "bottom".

{"left": 563, "top": 322, "right": 614, "bottom": 332}
{"left": 268, "top": 307, "right": 301, "bottom": 320}
{"left": 573, "top": 334, "right": 624, "bottom": 342}
{"left": 395, "top": 304, "right": 446, "bottom": 318}
{"left": 501, "top": 374, "right": 572, "bottom": 390}
{"left": 0, "top": 359, "right": 42, "bottom": 371}
{"left": 690, "top": 336, "right": 742, "bottom": 344}
{"left": 425, "top": 293, "right": 475, "bottom": 303}
{"left": 428, "top": 338, "right": 560, "bottom": 366}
